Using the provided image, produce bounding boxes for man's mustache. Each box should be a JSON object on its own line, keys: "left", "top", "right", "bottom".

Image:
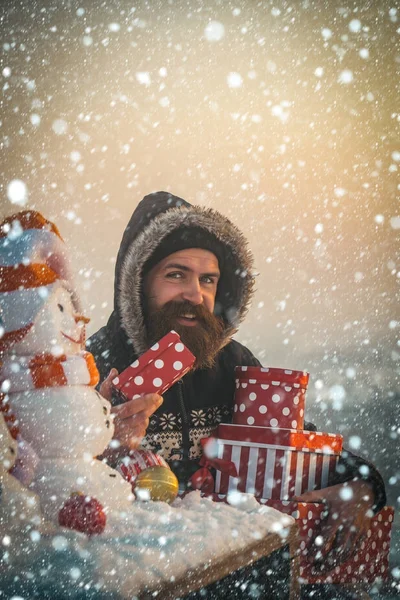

{"left": 151, "top": 300, "right": 213, "bottom": 324}
{"left": 145, "top": 298, "right": 226, "bottom": 369}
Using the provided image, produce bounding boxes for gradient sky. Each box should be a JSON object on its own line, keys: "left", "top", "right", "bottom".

{"left": 1, "top": 0, "right": 398, "bottom": 394}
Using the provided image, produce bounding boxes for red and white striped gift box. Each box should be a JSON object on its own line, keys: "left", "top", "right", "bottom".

{"left": 117, "top": 449, "right": 169, "bottom": 489}
{"left": 233, "top": 366, "right": 309, "bottom": 430}
{"left": 212, "top": 423, "right": 342, "bottom": 500}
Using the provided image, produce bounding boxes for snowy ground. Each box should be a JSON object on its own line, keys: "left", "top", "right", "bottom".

{"left": 1, "top": 491, "right": 294, "bottom": 599}
{"left": 2, "top": 492, "right": 398, "bottom": 599}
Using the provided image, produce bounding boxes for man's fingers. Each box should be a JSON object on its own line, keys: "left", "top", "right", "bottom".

{"left": 122, "top": 422, "right": 148, "bottom": 450}
{"left": 311, "top": 526, "right": 359, "bottom": 574}
{"left": 112, "top": 425, "right": 146, "bottom": 450}
{"left": 327, "top": 525, "right": 347, "bottom": 556}
{"left": 112, "top": 407, "right": 152, "bottom": 449}
{"left": 110, "top": 392, "right": 162, "bottom": 451}
{"left": 114, "top": 411, "right": 150, "bottom": 434}
{"left": 294, "top": 491, "right": 321, "bottom": 503}
{"left": 127, "top": 434, "right": 145, "bottom": 450}
{"left": 120, "top": 411, "right": 150, "bottom": 429}
{"left": 322, "top": 516, "right": 366, "bottom": 564}
{"left": 112, "top": 394, "right": 163, "bottom": 419}
{"left": 99, "top": 368, "right": 119, "bottom": 401}
{"left": 306, "top": 516, "right": 340, "bottom": 562}
{"left": 340, "top": 528, "right": 363, "bottom": 563}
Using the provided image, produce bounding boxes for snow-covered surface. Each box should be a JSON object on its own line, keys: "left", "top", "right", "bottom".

{"left": 2, "top": 491, "right": 294, "bottom": 599}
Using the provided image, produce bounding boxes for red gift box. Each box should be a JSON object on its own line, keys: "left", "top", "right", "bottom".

{"left": 206, "top": 493, "right": 394, "bottom": 584}
{"left": 210, "top": 423, "right": 342, "bottom": 500}
{"left": 117, "top": 449, "right": 170, "bottom": 489}
{"left": 295, "top": 505, "right": 395, "bottom": 584}
{"left": 233, "top": 366, "right": 309, "bottom": 430}
{"left": 112, "top": 331, "right": 195, "bottom": 401}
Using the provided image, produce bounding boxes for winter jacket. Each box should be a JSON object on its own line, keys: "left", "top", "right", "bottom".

{"left": 87, "top": 191, "right": 386, "bottom": 510}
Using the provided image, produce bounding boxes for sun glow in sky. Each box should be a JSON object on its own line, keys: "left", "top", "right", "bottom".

{"left": 1, "top": 1, "right": 398, "bottom": 384}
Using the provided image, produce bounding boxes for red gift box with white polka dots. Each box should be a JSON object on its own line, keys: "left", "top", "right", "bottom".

{"left": 112, "top": 330, "right": 195, "bottom": 401}
{"left": 208, "top": 494, "right": 394, "bottom": 584}
{"left": 233, "top": 366, "right": 309, "bottom": 429}
{"left": 212, "top": 423, "right": 342, "bottom": 500}
{"left": 296, "top": 504, "right": 394, "bottom": 584}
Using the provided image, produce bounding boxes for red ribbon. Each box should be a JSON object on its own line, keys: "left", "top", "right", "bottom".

{"left": 189, "top": 455, "right": 237, "bottom": 494}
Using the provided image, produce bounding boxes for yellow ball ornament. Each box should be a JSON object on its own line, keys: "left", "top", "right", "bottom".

{"left": 134, "top": 466, "right": 179, "bottom": 504}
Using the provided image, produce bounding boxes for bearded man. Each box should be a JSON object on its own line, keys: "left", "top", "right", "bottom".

{"left": 88, "top": 191, "right": 260, "bottom": 473}
{"left": 87, "top": 191, "right": 385, "bottom": 587}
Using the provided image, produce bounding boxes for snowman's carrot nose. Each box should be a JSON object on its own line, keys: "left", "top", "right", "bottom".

{"left": 74, "top": 315, "right": 90, "bottom": 325}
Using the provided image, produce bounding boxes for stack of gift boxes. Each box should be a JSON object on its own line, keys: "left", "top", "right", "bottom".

{"left": 204, "top": 366, "right": 394, "bottom": 585}
{"left": 111, "top": 338, "right": 393, "bottom": 586}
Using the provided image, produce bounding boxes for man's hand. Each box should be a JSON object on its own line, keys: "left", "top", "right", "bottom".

{"left": 100, "top": 369, "right": 163, "bottom": 451}
{"left": 295, "top": 480, "right": 374, "bottom": 574}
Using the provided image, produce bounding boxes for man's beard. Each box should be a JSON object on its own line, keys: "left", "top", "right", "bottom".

{"left": 145, "top": 300, "right": 226, "bottom": 370}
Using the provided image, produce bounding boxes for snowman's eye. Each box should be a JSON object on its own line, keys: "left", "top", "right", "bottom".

{"left": 57, "top": 303, "right": 64, "bottom": 313}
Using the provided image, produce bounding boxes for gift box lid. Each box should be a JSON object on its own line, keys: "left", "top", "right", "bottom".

{"left": 112, "top": 330, "right": 195, "bottom": 398}
{"left": 235, "top": 366, "right": 309, "bottom": 388}
{"left": 215, "top": 423, "right": 343, "bottom": 454}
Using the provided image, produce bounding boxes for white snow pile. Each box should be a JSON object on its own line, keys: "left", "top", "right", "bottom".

{"left": 2, "top": 491, "right": 293, "bottom": 599}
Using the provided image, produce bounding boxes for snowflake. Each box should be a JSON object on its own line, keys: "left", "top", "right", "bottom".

{"left": 158, "top": 413, "right": 177, "bottom": 430}
{"left": 210, "top": 406, "right": 222, "bottom": 424}
{"left": 191, "top": 409, "right": 207, "bottom": 427}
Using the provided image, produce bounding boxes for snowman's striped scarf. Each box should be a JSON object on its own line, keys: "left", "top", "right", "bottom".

{"left": 0, "top": 351, "right": 99, "bottom": 394}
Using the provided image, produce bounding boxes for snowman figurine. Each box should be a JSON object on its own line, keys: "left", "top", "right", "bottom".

{"left": 0, "top": 410, "right": 41, "bottom": 534}
{"left": 0, "top": 211, "right": 133, "bottom": 529}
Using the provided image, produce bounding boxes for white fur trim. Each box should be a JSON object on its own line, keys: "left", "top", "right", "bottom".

{"left": 119, "top": 205, "right": 254, "bottom": 354}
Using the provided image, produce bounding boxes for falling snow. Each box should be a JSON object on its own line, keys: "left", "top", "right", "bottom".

{"left": 7, "top": 179, "right": 28, "bottom": 206}
{"left": 338, "top": 69, "right": 354, "bottom": 84}
{"left": 1, "top": 0, "right": 398, "bottom": 596}
{"left": 204, "top": 20, "right": 225, "bottom": 42}
{"left": 52, "top": 119, "right": 68, "bottom": 135}
{"left": 226, "top": 72, "right": 243, "bottom": 88}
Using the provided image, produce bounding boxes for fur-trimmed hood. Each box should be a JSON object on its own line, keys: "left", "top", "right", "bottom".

{"left": 109, "top": 192, "right": 255, "bottom": 355}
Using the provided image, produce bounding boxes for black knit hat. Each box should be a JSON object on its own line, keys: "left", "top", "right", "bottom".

{"left": 142, "top": 226, "right": 227, "bottom": 276}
